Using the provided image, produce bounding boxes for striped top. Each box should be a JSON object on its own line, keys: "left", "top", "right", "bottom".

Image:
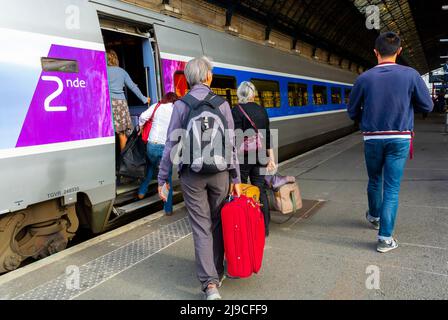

{"left": 363, "top": 131, "right": 412, "bottom": 141}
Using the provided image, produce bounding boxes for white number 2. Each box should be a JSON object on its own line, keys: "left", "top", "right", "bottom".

{"left": 41, "top": 76, "right": 68, "bottom": 112}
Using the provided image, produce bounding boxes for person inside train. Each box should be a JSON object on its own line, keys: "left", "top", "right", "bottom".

{"left": 435, "top": 91, "right": 446, "bottom": 113}
{"left": 232, "top": 81, "right": 277, "bottom": 237}
{"left": 157, "top": 56, "right": 242, "bottom": 300}
{"left": 137, "top": 92, "right": 179, "bottom": 216}
{"left": 348, "top": 32, "right": 433, "bottom": 253}
{"left": 106, "top": 49, "right": 151, "bottom": 151}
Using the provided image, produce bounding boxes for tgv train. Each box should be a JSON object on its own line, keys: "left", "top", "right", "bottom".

{"left": 0, "top": 0, "right": 357, "bottom": 272}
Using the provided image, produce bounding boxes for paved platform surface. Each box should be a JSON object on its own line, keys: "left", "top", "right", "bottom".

{"left": 1, "top": 115, "right": 447, "bottom": 300}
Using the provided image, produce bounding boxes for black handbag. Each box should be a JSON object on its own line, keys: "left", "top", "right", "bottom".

{"left": 119, "top": 128, "right": 147, "bottom": 179}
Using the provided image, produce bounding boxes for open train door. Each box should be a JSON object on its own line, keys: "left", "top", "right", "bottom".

{"left": 99, "top": 17, "right": 159, "bottom": 126}
{"left": 152, "top": 24, "right": 204, "bottom": 97}
{"left": 97, "top": 16, "right": 174, "bottom": 219}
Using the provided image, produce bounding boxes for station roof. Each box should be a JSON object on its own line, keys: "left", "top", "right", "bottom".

{"left": 206, "top": 0, "right": 448, "bottom": 74}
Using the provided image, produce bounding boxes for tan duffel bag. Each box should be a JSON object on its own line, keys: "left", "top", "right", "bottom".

{"left": 268, "top": 182, "right": 303, "bottom": 215}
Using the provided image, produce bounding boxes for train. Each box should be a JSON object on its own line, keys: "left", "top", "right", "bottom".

{"left": 0, "top": 0, "right": 357, "bottom": 273}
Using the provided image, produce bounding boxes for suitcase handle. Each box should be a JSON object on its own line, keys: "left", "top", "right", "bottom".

{"left": 291, "top": 191, "right": 297, "bottom": 213}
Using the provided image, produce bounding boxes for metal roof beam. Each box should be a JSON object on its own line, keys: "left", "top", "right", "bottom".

{"left": 205, "top": 0, "right": 375, "bottom": 68}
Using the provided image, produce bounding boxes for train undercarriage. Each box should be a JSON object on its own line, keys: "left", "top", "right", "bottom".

{"left": 0, "top": 200, "right": 79, "bottom": 273}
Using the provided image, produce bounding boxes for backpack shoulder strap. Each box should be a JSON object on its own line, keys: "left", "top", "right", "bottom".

{"left": 206, "top": 93, "right": 226, "bottom": 109}
{"left": 181, "top": 92, "right": 227, "bottom": 128}
{"left": 183, "top": 92, "right": 226, "bottom": 110}
{"left": 181, "top": 93, "right": 200, "bottom": 109}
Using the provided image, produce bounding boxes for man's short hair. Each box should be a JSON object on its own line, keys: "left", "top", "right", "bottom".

{"left": 375, "top": 32, "right": 401, "bottom": 57}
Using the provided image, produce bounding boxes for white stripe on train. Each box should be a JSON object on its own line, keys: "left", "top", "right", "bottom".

{"left": 0, "top": 27, "right": 105, "bottom": 69}
{"left": 0, "top": 137, "right": 115, "bottom": 159}
{"left": 270, "top": 109, "right": 347, "bottom": 122}
{"left": 159, "top": 52, "right": 354, "bottom": 87}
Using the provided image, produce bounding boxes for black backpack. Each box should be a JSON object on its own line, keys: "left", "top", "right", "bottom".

{"left": 180, "top": 92, "right": 229, "bottom": 174}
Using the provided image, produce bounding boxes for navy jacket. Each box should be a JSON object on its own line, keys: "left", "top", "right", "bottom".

{"left": 348, "top": 63, "right": 433, "bottom": 133}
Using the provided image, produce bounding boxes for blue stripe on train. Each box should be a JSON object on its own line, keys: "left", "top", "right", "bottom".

{"left": 212, "top": 66, "right": 352, "bottom": 119}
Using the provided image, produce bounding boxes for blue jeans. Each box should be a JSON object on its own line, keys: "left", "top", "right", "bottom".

{"left": 138, "top": 142, "right": 173, "bottom": 213}
{"left": 364, "top": 139, "right": 410, "bottom": 241}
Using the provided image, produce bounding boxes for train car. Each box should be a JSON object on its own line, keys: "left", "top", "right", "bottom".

{"left": 0, "top": 0, "right": 357, "bottom": 273}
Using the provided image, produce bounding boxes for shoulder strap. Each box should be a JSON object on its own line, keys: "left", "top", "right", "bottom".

{"left": 180, "top": 94, "right": 199, "bottom": 129}
{"left": 181, "top": 94, "right": 200, "bottom": 109}
{"left": 207, "top": 93, "right": 226, "bottom": 108}
{"left": 149, "top": 102, "right": 162, "bottom": 122}
{"left": 237, "top": 104, "right": 258, "bottom": 132}
{"left": 181, "top": 92, "right": 227, "bottom": 128}
{"left": 182, "top": 92, "right": 225, "bottom": 110}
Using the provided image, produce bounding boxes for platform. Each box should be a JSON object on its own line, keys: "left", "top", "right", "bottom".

{"left": 0, "top": 115, "right": 447, "bottom": 300}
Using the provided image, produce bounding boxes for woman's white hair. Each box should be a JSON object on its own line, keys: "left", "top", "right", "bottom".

{"left": 237, "top": 81, "right": 256, "bottom": 104}
{"left": 184, "top": 56, "right": 213, "bottom": 87}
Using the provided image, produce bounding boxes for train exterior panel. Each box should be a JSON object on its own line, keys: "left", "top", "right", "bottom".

{"left": 0, "top": 0, "right": 116, "bottom": 216}
{"left": 160, "top": 53, "right": 354, "bottom": 158}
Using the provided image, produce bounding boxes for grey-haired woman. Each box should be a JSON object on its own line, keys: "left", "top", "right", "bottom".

{"left": 232, "top": 81, "right": 276, "bottom": 237}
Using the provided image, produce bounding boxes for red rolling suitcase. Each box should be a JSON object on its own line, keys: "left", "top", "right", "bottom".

{"left": 221, "top": 195, "right": 265, "bottom": 278}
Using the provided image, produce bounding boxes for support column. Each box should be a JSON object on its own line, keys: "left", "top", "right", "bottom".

{"left": 264, "top": 24, "right": 276, "bottom": 47}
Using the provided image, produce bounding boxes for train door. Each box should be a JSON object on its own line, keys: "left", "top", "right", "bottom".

{"left": 99, "top": 18, "right": 159, "bottom": 123}
{"left": 152, "top": 24, "right": 204, "bottom": 96}
{"left": 98, "top": 17, "right": 162, "bottom": 215}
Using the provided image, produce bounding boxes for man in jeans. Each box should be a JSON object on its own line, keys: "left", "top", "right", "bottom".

{"left": 157, "top": 56, "right": 242, "bottom": 300}
{"left": 348, "top": 32, "right": 433, "bottom": 253}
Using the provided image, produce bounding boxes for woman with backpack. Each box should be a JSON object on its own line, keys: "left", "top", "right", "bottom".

{"left": 157, "top": 56, "right": 242, "bottom": 300}
{"left": 137, "top": 92, "right": 179, "bottom": 216}
{"left": 232, "top": 81, "right": 277, "bottom": 237}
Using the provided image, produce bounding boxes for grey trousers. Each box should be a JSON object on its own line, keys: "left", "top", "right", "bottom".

{"left": 180, "top": 168, "right": 230, "bottom": 292}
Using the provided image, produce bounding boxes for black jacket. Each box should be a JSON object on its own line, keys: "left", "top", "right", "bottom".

{"left": 231, "top": 102, "right": 271, "bottom": 150}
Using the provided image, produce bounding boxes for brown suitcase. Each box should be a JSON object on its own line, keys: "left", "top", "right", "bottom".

{"left": 268, "top": 182, "right": 302, "bottom": 214}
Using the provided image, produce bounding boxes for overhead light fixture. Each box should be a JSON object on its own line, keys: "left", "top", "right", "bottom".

{"left": 441, "top": 56, "right": 448, "bottom": 59}
{"left": 442, "top": 5, "right": 448, "bottom": 10}
{"left": 441, "top": 39, "right": 448, "bottom": 42}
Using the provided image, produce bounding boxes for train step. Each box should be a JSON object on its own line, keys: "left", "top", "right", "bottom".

{"left": 113, "top": 191, "right": 181, "bottom": 216}
{"left": 115, "top": 180, "right": 159, "bottom": 206}
{"left": 116, "top": 181, "right": 141, "bottom": 196}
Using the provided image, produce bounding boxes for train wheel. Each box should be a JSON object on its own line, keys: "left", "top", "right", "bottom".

{"left": 0, "top": 200, "right": 79, "bottom": 273}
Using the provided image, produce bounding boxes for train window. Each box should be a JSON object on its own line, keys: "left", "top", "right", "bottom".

{"left": 345, "top": 88, "right": 352, "bottom": 104}
{"left": 331, "top": 87, "right": 342, "bottom": 104}
{"left": 174, "top": 71, "right": 189, "bottom": 97}
{"left": 251, "top": 79, "right": 281, "bottom": 108}
{"left": 313, "top": 85, "right": 328, "bottom": 105}
{"left": 41, "top": 57, "right": 78, "bottom": 73}
{"left": 211, "top": 75, "right": 238, "bottom": 106}
{"left": 288, "top": 83, "right": 309, "bottom": 107}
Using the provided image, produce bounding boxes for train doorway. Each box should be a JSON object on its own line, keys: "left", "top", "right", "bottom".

{"left": 100, "top": 25, "right": 159, "bottom": 123}
{"left": 99, "top": 18, "right": 163, "bottom": 215}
